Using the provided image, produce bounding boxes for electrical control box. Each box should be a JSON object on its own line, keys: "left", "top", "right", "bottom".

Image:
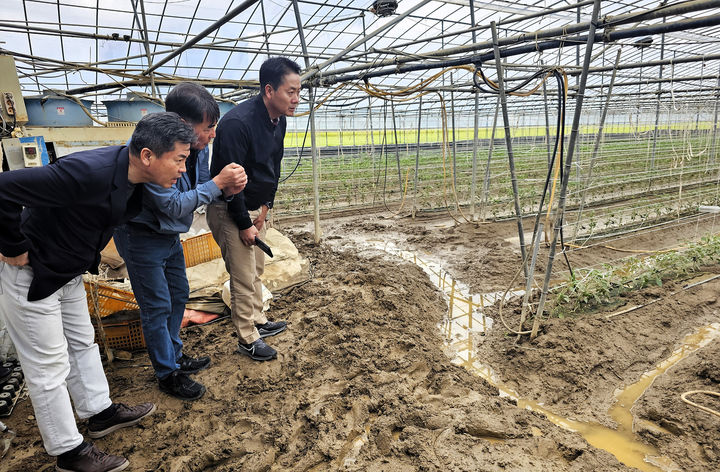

{"left": 21, "top": 143, "right": 41, "bottom": 167}
{"left": 0, "top": 55, "right": 28, "bottom": 128}
{"left": 0, "top": 136, "right": 49, "bottom": 170}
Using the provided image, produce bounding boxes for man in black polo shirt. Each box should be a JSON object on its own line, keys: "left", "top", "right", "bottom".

{"left": 0, "top": 112, "right": 193, "bottom": 471}
{"left": 207, "top": 57, "right": 300, "bottom": 361}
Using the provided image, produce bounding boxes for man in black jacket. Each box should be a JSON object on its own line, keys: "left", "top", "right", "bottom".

{"left": 0, "top": 112, "right": 194, "bottom": 472}
{"left": 207, "top": 57, "right": 300, "bottom": 361}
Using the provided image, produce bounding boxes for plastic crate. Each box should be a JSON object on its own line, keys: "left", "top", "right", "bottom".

{"left": 182, "top": 232, "right": 222, "bottom": 268}
{"left": 92, "top": 310, "right": 146, "bottom": 352}
{"left": 86, "top": 232, "right": 221, "bottom": 351}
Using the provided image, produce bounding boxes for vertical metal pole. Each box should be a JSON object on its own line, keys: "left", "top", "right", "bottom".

{"left": 451, "top": 74, "right": 458, "bottom": 206}
{"left": 481, "top": 97, "right": 500, "bottom": 221}
{"left": 390, "top": 100, "right": 403, "bottom": 192}
{"left": 517, "top": 223, "right": 543, "bottom": 337}
{"left": 541, "top": 60, "right": 553, "bottom": 168}
{"left": 292, "top": 0, "right": 322, "bottom": 242}
{"left": 531, "top": 0, "right": 601, "bottom": 339}
{"left": 491, "top": 21, "right": 528, "bottom": 276}
{"left": 572, "top": 48, "right": 622, "bottom": 241}
{"left": 135, "top": 0, "right": 157, "bottom": 97}
{"left": 576, "top": 5, "right": 581, "bottom": 87}
{"left": 362, "top": 14, "right": 375, "bottom": 164}
{"left": 259, "top": 0, "right": 271, "bottom": 57}
{"left": 650, "top": 11, "right": 667, "bottom": 170}
{"left": 368, "top": 101, "right": 375, "bottom": 156}
{"left": 469, "top": 0, "right": 479, "bottom": 221}
{"left": 711, "top": 68, "right": 720, "bottom": 164}
{"left": 413, "top": 95, "right": 422, "bottom": 219}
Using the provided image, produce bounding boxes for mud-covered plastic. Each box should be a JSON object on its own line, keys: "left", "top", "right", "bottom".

{"left": 0, "top": 421, "right": 15, "bottom": 458}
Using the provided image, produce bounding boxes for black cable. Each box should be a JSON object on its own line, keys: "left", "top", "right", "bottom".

{"left": 474, "top": 64, "right": 574, "bottom": 278}
{"left": 319, "top": 97, "right": 368, "bottom": 108}
{"left": 527, "top": 69, "right": 563, "bottom": 260}
{"left": 279, "top": 113, "right": 310, "bottom": 184}
{"left": 472, "top": 65, "right": 548, "bottom": 96}
{"left": 554, "top": 70, "right": 574, "bottom": 279}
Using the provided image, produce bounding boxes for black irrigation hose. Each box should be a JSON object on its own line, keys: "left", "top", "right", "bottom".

{"left": 279, "top": 111, "right": 311, "bottom": 184}
{"left": 473, "top": 64, "right": 574, "bottom": 277}
{"left": 319, "top": 97, "right": 368, "bottom": 108}
{"left": 476, "top": 66, "right": 549, "bottom": 95}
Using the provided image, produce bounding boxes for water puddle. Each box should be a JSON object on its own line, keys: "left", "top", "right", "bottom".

{"left": 448, "top": 299, "right": 718, "bottom": 470}
{"left": 328, "top": 235, "right": 719, "bottom": 471}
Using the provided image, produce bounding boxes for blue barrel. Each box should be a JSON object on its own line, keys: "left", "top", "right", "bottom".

{"left": 24, "top": 96, "right": 94, "bottom": 127}
{"left": 103, "top": 99, "right": 165, "bottom": 122}
{"left": 218, "top": 101, "right": 235, "bottom": 119}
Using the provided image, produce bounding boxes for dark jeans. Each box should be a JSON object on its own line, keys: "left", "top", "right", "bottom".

{"left": 114, "top": 225, "right": 188, "bottom": 379}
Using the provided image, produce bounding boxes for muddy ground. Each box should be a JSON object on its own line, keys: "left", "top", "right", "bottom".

{"left": 2, "top": 212, "right": 719, "bottom": 471}
{"left": 635, "top": 331, "right": 720, "bottom": 472}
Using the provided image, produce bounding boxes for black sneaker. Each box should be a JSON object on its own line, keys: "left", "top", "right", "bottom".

{"left": 158, "top": 371, "right": 206, "bottom": 400}
{"left": 87, "top": 402, "right": 156, "bottom": 439}
{"left": 177, "top": 353, "right": 211, "bottom": 374}
{"left": 256, "top": 320, "right": 287, "bottom": 338}
{"left": 56, "top": 442, "right": 129, "bottom": 472}
{"left": 237, "top": 338, "right": 277, "bottom": 361}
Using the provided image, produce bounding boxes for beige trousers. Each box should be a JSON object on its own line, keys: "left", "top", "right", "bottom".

{"left": 207, "top": 203, "right": 268, "bottom": 344}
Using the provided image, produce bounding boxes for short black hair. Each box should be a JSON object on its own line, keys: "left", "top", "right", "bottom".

{"left": 129, "top": 112, "right": 196, "bottom": 157}
{"left": 165, "top": 82, "right": 220, "bottom": 125}
{"left": 259, "top": 57, "right": 301, "bottom": 92}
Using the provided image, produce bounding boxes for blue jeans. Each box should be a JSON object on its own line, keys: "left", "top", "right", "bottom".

{"left": 114, "top": 225, "right": 188, "bottom": 379}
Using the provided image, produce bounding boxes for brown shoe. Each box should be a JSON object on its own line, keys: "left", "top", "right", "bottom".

{"left": 87, "top": 402, "right": 156, "bottom": 439}
{"left": 55, "top": 442, "right": 128, "bottom": 472}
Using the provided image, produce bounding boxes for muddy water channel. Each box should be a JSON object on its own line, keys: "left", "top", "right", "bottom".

{"left": 330, "top": 234, "right": 719, "bottom": 472}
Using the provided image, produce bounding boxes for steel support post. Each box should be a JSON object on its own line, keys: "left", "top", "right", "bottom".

{"left": 518, "top": 223, "right": 544, "bottom": 337}
{"left": 135, "top": 0, "right": 157, "bottom": 97}
{"left": 259, "top": 0, "right": 271, "bottom": 56}
{"left": 572, "top": 48, "right": 622, "bottom": 242}
{"left": 413, "top": 96, "right": 422, "bottom": 219}
{"left": 390, "top": 100, "right": 403, "bottom": 193}
{"left": 541, "top": 60, "right": 552, "bottom": 168}
{"left": 470, "top": 0, "right": 479, "bottom": 220}
{"left": 651, "top": 13, "right": 668, "bottom": 171}
{"left": 711, "top": 68, "right": 720, "bottom": 164}
{"left": 450, "top": 74, "right": 458, "bottom": 206}
{"left": 471, "top": 91, "right": 480, "bottom": 220}
{"left": 491, "top": 21, "right": 528, "bottom": 277}
{"left": 292, "top": 0, "right": 322, "bottom": 243}
{"left": 531, "top": 0, "right": 601, "bottom": 339}
{"left": 481, "top": 97, "right": 500, "bottom": 221}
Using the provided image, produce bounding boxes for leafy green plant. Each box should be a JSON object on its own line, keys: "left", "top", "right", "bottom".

{"left": 551, "top": 235, "right": 720, "bottom": 317}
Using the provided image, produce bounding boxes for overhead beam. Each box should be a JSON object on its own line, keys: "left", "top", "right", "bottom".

{"left": 301, "top": 0, "right": 433, "bottom": 81}
{"left": 316, "top": 0, "right": 720, "bottom": 82}
{"left": 143, "top": 0, "right": 259, "bottom": 74}
{"left": 340, "top": 0, "right": 595, "bottom": 63}
{"left": 322, "top": 10, "right": 720, "bottom": 85}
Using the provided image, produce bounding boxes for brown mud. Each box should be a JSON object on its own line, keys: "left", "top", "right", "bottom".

{"left": 2, "top": 212, "right": 719, "bottom": 471}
